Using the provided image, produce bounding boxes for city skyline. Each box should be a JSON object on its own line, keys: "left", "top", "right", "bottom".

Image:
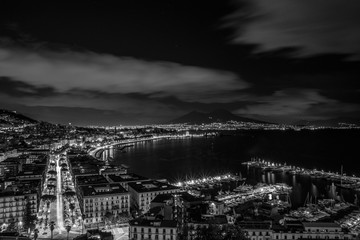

{"left": 1, "top": 1, "right": 360, "bottom": 125}
{"left": 1, "top": 2, "right": 360, "bottom": 239}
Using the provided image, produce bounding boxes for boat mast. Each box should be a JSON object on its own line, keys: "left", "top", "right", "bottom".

{"left": 304, "top": 192, "right": 309, "bottom": 207}
{"left": 340, "top": 165, "right": 343, "bottom": 187}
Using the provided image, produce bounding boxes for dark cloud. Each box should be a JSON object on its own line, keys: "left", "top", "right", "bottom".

{"left": 0, "top": 76, "right": 57, "bottom": 97}
{"left": 228, "top": 0, "right": 360, "bottom": 57}
{"left": 234, "top": 89, "right": 360, "bottom": 123}
{"left": 0, "top": 45, "right": 249, "bottom": 103}
{"left": 237, "top": 54, "right": 360, "bottom": 107}
{"left": 0, "top": 68, "right": 247, "bottom": 124}
{"left": 1, "top": 1, "right": 360, "bottom": 125}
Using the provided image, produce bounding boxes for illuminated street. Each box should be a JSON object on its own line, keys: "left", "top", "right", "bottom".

{"left": 37, "top": 154, "right": 58, "bottom": 238}
{"left": 56, "top": 155, "right": 64, "bottom": 233}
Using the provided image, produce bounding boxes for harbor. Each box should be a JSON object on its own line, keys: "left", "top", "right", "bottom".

{"left": 173, "top": 173, "right": 293, "bottom": 212}
{"left": 170, "top": 161, "right": 360, "bottom": 236}
{"left": 243, "top": 158, "right": 360, "bottom": 192}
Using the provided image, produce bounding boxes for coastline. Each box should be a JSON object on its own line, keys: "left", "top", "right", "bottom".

{"left": 89, "top": 134, "right": 205, "bottom": 160}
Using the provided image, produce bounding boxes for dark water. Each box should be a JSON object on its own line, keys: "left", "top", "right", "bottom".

{"left": 106, "top": 129, "right": 360, "bottom": 208}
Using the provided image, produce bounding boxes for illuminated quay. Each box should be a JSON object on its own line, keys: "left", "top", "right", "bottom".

{"left": 243, "top": 158, "right": 360, "bottom": 192}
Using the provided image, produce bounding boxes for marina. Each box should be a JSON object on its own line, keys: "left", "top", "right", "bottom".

{"left": 243, "top": 158, "right": 360, "bottom": 192}
{"left": 174, "top": 173, "right": 244, "bottom": 188}
{"left": 285, "top": 199, "right": 355, "bottom": 222}
{"left": 169, "top": 159, "right": 360, "bottom": 235}
{"left": 173, "top": 173, "right": 293, "bottom": 209}
{"left": 215, "top": 183, "right": 292, "bottom": 208}
{"left": 337, "top": 210, "right": 360, "bottom": 235}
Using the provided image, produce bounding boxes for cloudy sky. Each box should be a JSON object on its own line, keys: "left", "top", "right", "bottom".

{"left": 0, "top": 0, "right": 359, "bottom": 125}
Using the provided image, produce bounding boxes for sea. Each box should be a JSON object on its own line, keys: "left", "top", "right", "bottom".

{"left": 104, "top": 129, "right": 360, "bottom": 208}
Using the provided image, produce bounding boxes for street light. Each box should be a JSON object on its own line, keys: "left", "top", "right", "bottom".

{"left": 34, "top": 229, "right": 39, "bottom": 240}
{"left": 66, "top": 225, "right": 71, "bottom": 240}
{"left": 18, "top": 221, "right": 23, "bottom": 235}
{"left": 82, "top": 214, "right": 86, "bottom": 234}
{"left": 49, "top": 221, "right": 55, "bottom": 240}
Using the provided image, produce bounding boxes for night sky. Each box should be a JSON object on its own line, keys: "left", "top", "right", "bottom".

{"left": 1, "top": 0, "right": 360, "bottom": 125}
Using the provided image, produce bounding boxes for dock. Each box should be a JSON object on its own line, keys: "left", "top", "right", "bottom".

{"left": 243, "top": 158, "right": 360, "bottom": 192}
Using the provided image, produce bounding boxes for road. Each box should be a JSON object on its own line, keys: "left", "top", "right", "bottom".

{"left": 37, "top": 150, "right": 130, "bottom": 240}
{"left": 56, "top": 155, "right": 64, "bottom": 233}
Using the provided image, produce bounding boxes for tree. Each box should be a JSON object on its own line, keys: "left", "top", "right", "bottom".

{"left": 24, "top": 201, "right": 37, "bottom": 232}
{"left": 63, "top": 191, "right": 76, "bottom": 198}
{"left": 194, "top": 225, "right": 223, "bottom": 240}
{"left": 179, "top": 224, "right": 190, "bottom": 240}
{"left": 69, "top": 203, "right": 76, "bottom": 217}
{"left": 115, "top": 211, "right": 131, "bottom": 224}
{"left": 222, "top": 225, "right": 248, "bottom": 240}
{"left": 104, "top": 212, "right": 114, "bottom": 227}
{"left": 6, "top": 222, "right": 17, "bottom": 232}
{"left": 41, "top": 194, "right": 56, "bottom": 202}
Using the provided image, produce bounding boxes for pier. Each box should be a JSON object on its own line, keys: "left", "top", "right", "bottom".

{"left": 243, "top": 158, "right": 360, "bottom": 192}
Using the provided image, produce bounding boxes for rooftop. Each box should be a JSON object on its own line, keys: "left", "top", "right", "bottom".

{"left": 129, "top": 219, "right": 177, "bottom": 228}
{"left": 76, "top": 175, "right": 109, "bottom": 186}
{"left": 18, "top": 164, "right": 46, "bottom": 176}
{"left": 151, "top": 194, "right": 173, "bottom": 203}
{"left": 107, "top": 173, "right": 149, "bottom": 183}
{"left": 0, "top": 189, "right": 37, "bottom": 197}
{"left": 72, "top": 168, "right": 99, "bottom": 177}
{"left": 22, "top": 149, "right": 50, "bottom": 153}
{"left": 128, "top": 180, "right": 179, "bottom": 193}
{"left": 146, "top": 206, "right": 163, "bottom": 217}
{"left": 80, "top": 183, "right": 128, "bottom": 197}
{"left": 302, "top": 222, "right": 341, "bottom": 228}
{"left": 180, "top": 192, "right": 204, "bottom": 203}
{"left": 189, "top": 215, "right": 228, "bottom": 225}
{"left": 238, "top": 221, "right": 272, "bottom": 230}
{"left": 0, "top": 157, "right": 21, "bottom": 164}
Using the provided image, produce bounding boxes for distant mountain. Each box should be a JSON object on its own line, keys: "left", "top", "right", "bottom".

{"left": 169, "top": 109, "right": 267, "bottom": 124}
{"left": 0, "top": 109, "right": 38, "bottom": 127}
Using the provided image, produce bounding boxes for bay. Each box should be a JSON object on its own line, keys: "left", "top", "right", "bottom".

{"left": 105, "top": 129, "right": 360, "bottom": 208}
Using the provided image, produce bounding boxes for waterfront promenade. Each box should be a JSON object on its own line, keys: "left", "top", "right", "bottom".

{"left": 89, "top": 134, "right": 204, "bottom": 159}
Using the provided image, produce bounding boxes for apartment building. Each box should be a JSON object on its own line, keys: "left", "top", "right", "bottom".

{"left": 129, "top": 219, "right": 177, "bottom": 240}
{"left": 78, "top": 183, "right": 130, "bottom": 226}
{"left": 128, "top": 180, "right": 180, "bottom": 213}
{"left": 0, "top": 190, "right": 37, "bottom": 224}
{"left": 240, "top": 221, "right": 355, "bottom": 240}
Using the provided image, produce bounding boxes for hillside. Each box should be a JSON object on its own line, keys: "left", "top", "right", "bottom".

{"left": 0, "top": 109, "right": 38, "bottom": 127}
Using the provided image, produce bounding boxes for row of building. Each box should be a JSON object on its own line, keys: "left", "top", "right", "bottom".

{"left": 0, "top": 153, "right": 48, "bottom": 226}
{"left": 66, "top": 151, "right": 180, "bottom": 228}
{"left": 127, "top": 193, "right": 356, "bottom": 240}
{"left": 239, "top": 221, "right": 354, "bottom": 240}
